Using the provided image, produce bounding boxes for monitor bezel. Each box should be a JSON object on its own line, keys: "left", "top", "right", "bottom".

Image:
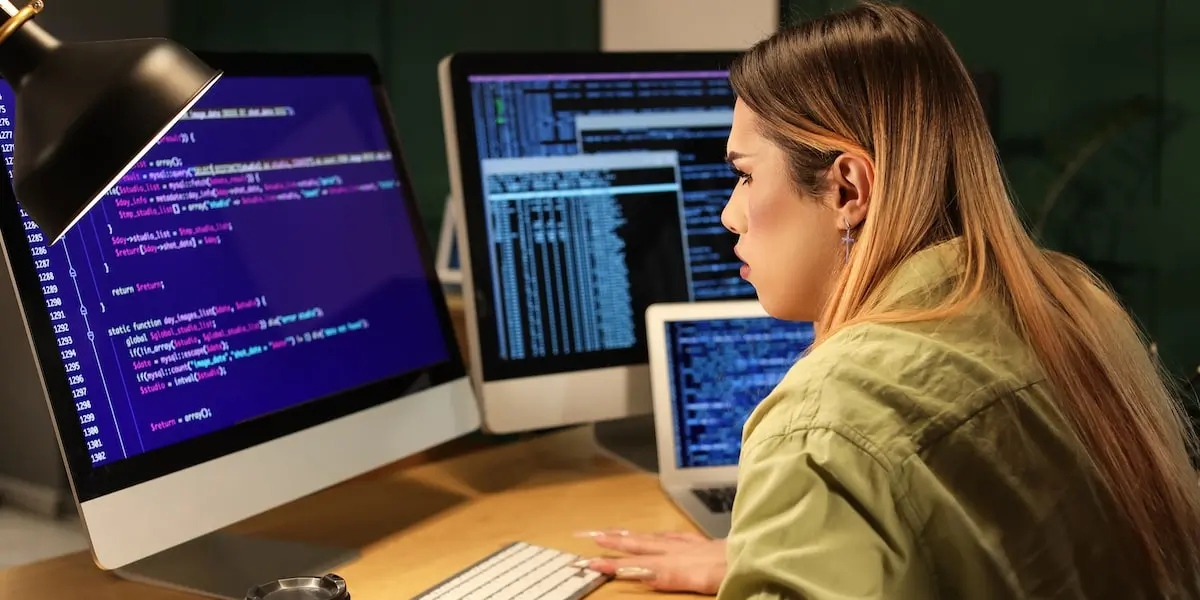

{"left": 0, "top": 51, "right": 467, "bottom": 503}
{"left": 443, "top": 51, "right": 740, "bottom": 386}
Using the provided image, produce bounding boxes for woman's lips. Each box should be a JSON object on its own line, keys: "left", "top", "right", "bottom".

{"left": 734, "top": 246, "right": 749, "bottom": 278}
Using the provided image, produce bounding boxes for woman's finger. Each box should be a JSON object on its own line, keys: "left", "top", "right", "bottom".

{"left": 575, "top": 556, "right": 621, "bottom": 575}
{"left": 590, "top": 532, "right": 694, "bottom": 555}
{"left": 575, "top": 529, "right": 705, "bottom": 542}
{"left": 573, "top": 528, "right": 630, "bottom": 539}
{"left": 579, "top": 556, "right": 720, "bottom": 594}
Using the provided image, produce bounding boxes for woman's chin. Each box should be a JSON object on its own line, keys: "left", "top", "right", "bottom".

{"left": 757, "top": 293, "right": 817, "bottom": 323}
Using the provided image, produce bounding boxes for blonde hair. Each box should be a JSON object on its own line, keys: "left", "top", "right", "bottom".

{"left": 731, "top": 1, "right": 1200, "bottom": 594}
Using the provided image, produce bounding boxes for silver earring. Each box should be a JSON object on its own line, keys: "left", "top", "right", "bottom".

{"left": 841, "top": 217, "right": 855, "bottom": 264}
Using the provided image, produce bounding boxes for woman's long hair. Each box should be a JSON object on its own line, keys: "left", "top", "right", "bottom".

{"left": 731, "top": 1, "right": 1200, "bottom": 594}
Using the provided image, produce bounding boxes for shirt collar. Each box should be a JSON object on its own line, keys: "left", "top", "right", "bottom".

{"left": 872, "top": 237, "right": 965, "bottom": 309}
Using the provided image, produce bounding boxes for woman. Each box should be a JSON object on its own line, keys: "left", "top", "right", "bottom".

{"left": 576, "top": 1, "right": 1200, "bottom": 598}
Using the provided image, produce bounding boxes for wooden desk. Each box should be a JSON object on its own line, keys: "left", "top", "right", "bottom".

{"left": 0, "top": 428, "right": 696, "bottom": 599}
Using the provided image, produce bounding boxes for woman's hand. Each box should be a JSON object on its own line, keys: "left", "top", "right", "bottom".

{"left": 574, "top": 529, "right": 726, "bottom": 595}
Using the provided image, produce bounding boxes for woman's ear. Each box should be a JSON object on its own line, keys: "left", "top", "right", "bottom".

{"left": 829, "top": 153, "right": 873, "bottom": 228}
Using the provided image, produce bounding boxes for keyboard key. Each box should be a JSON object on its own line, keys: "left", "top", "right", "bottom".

{"left": 413, "top": 542, "right": 608, "bottom": 600}
{"left": 693, "top": 486, "right": 736, "bottom": 512}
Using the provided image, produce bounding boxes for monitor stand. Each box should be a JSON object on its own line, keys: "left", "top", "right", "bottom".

{"left": 436, "top": 193, "right": 463, "bottom": 288}
{"left": 592, "top": 414, "right": 659, "bottom": 473}
{"left": 114, "top": 531, "right": 358, "bottom": 600}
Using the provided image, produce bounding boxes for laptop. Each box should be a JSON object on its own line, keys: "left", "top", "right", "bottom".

{"left": 645, "top": 300, "right": 816, "bottom": 538}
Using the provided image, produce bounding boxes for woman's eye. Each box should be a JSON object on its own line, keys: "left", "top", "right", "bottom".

{"left": 729, "top": 165, "right": 752, "bottom": 185}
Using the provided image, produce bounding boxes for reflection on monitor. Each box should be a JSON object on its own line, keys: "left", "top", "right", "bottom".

{"left": 440, "top": 52, "right": 750, "bottom": 433}
{"left": 665, "top": 315, "right": 814, "bottom": 469}
{"left": 0, "top": 53, "right": 478, "bottom": 595}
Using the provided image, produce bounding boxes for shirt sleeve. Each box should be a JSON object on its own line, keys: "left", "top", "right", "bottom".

{"left": 718, "top": 426, "right": 920, "bottom": 600}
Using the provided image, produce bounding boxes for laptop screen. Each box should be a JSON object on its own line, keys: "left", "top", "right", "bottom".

{"left": 665, "top": 316, "right": 815, "bottom": 469}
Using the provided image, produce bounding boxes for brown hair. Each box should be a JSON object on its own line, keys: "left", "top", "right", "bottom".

{"left": 731, "top": 0, "right": 1200, "bottom": 594}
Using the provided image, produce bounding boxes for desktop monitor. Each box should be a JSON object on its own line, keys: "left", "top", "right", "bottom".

{"left": 439, "top": 51, "right": 754, "bottom": 433}
{"left": 0, "top": 52, "right": 480, "bottom": 596}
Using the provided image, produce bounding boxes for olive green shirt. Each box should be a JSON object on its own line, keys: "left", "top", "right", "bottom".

{"left": 720, "top": 240, "right": 1153, "bottom": 599}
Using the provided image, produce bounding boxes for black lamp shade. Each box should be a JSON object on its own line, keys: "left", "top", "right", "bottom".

{"left": 10, "top": 37, "right": 220, "bottom": 243}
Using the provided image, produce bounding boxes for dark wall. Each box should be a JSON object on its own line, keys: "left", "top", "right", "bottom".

{"left": 169, "top": 0, "right": 600, "bottom": 241}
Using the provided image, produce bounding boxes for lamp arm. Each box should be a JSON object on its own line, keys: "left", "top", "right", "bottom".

{"left": 0, "top": 0, "right": 58, "bottom": 89}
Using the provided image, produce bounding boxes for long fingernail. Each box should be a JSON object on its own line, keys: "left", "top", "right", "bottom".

{"left": 570, "top": 559, "right": 592, "bottom": 569}
{"left": 614, "top": 567, "right": 655, "bottom": 580}
{"left": 574, "top": 529, "right": 629, "bottom": 538}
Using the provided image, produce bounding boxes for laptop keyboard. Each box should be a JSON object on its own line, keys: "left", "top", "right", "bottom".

{"left": 692, "top": 486, "right": 737, "bottom": 513}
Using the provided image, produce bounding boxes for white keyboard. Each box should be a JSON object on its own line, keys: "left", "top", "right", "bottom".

{"left": 412, "top": 541, "right": 609, "bottom": 600}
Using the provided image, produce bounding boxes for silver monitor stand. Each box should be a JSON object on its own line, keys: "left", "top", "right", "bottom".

{"left": 592, "top": 414, "right": 659, "bottom": 473}
{"left": 114, "top": 532, "right": 357, "bottom": 599}
{"left": 436, "top": 194, "right": 462, "bottom": 288}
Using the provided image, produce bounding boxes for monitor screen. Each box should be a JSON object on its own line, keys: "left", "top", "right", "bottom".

{"left": 455, "top": 58, "right": 754, "bottom": 383}
{"left": 0, "top": 66, "right": 460, "bottom": 499}
{"left": 664, "top": 316, "right": 814, "bottom": 469}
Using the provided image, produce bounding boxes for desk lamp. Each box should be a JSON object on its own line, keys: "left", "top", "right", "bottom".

{"left": 0, "top": 0, "right": 220, "bottom": 244}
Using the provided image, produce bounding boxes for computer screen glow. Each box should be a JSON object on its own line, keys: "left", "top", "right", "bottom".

{"left": 466, "top": 69, "right": 754, "bottom": 382}
{"left": 0, "top": 75, "right": 449, "bottom": 468}
{"left": 665, "top": 316, "right": 814, "bottom": 469}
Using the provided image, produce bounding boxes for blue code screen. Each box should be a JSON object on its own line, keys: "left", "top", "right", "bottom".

{"left": 0, "top": 75, "right": 448, "bottom": 468}
{"left": 666, "top": 316, "right": 815, "bottom": 469}
{"left": 463, "top": 69, "right": 756, "bottom": 383}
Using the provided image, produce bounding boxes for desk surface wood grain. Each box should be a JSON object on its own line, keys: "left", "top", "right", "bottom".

{"left": 0, "top": 427, "right": 699, "bottom": 600}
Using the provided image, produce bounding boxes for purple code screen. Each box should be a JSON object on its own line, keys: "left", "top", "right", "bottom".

{"left": 0, "top": 75, "right": 448, "bottom": 468}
